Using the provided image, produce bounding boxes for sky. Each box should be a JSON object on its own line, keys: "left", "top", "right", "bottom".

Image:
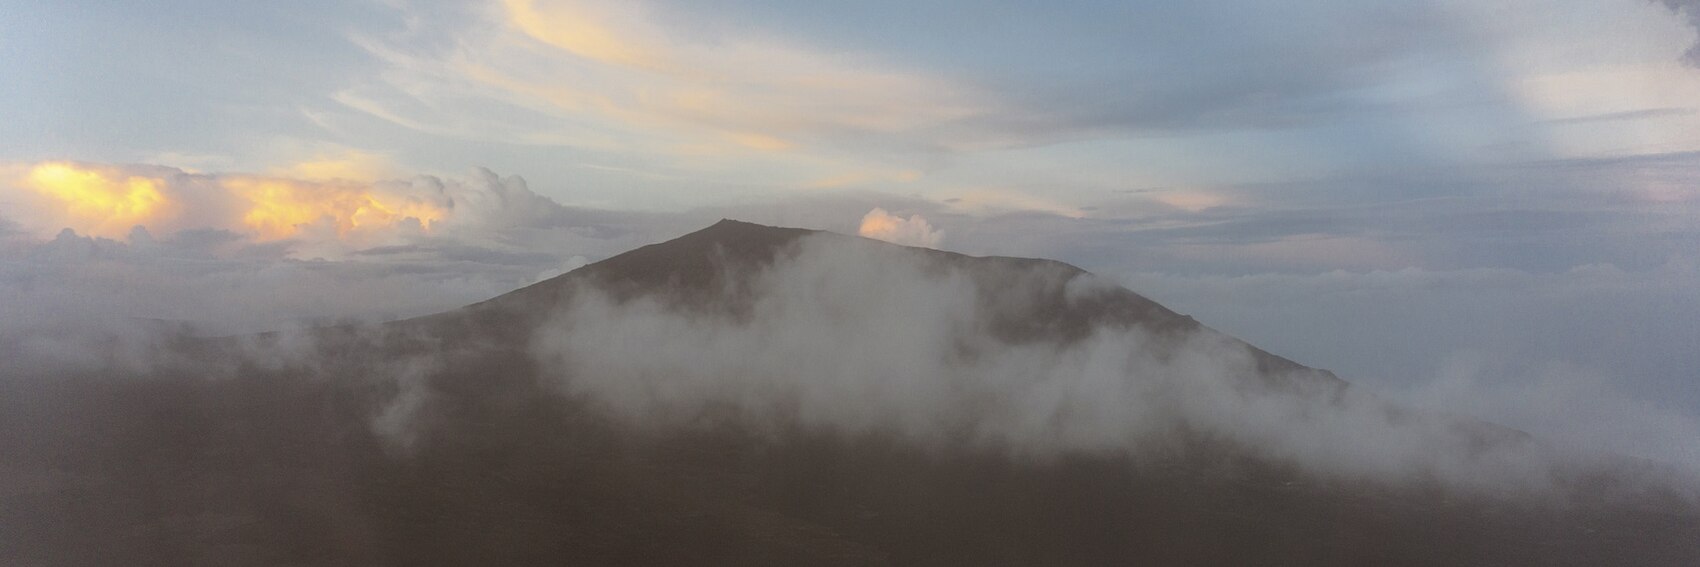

{"left": 2, "top": 0, "right": 1699, "bottom": 463}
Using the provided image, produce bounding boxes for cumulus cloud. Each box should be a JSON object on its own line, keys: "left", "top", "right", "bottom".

{"left": 1, "top": 160, "right": 581, "bottom": 250}
{"left": 857, "top": 207, "right": 943, "bottom": 248}
{"left": 0, "top": 161, "right": 675, "bottom": 333}
{"left": 6, "top": 157, "right": 1699, "bottom": 488}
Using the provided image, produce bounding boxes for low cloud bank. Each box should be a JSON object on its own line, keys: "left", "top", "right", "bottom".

{"left": 0, "top": 164, "right": 671, "bottom": 334}
{"left": 533, "top": 234, "right": 1691, "bottom": 496}
{"left": 1121, "top": 261, "right": 1700, "bottom": 471}
{"left": 2, "top": 227, "right": 1693, "bottom": 512}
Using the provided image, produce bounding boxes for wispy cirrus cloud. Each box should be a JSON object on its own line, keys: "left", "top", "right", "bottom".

{"left": 329, "top": 0, "right": 1538, "bottom": 203}
{"left": 332, "top": 0, "right": 1008, "bottom": 192}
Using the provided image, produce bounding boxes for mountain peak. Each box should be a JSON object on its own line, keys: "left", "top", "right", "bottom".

{"left": 452, "top": 219, "right": 1336, "bottom": 388}
{"left": 699, "top": 217, "right": 816, "bottom": 238}
{"left": 21, "top": 219, "right": 1694, "bottom": 566}
{"left": 706, "top": 217, "right": 772, "bottom": 230}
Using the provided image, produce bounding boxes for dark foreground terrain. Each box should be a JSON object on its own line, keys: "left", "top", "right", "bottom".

{"left": 3, "top": 220, "right": 1697, "bottom": 565}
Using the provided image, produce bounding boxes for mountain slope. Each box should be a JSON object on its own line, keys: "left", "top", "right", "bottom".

{"left": 3, "top": 219, "right": 1697, "bottom": 566}
{"left": 435, "top": 219, "right": 1339, "bottom": 384}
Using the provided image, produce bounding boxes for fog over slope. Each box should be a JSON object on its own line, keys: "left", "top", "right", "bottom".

{"left": 529, "top": 223, "right": 1560, "bottom": 490}
{"left": 3, "top": 220, "right": 1697, "bottom": 565}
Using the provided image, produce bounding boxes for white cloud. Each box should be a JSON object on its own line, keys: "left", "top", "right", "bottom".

{"left": 0, "top": 159, "right": 597, "bottom": 254}
{"left": 0, "top": 161, "right": 662, "bottom": 333}
{"left": 857, "top": 207, "right": 943, "bottom": 248}
{"left": 1403, "top": 352, "right": 1700, "bottom": 470}
{"left": 529, "top": 233, "right": 1647, "bottom": 493}
{"left": 1114, "top": 259, "right": 1700, "bottom": 469}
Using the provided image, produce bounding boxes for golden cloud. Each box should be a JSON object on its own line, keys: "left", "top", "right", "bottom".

{"left": 21, "top": 162, "right": 175, "bottom": 237}
{"left": 9, "top": 161, "right": 443, "bottom": 242}
{"left": 858, "top": 207, "right": 943, "bottom": 248}
{"left": 222, "top": 177, "right": 444, "bottom": 240}
{"left": 503, "top": 0, "right": 671, "bottom": 71}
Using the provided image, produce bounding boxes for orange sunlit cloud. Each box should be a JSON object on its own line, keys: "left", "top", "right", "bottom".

{"left": 503, "top": 0, "right": 675, "bottom": 71}
{"left": 223, "top": 177, "right": 444, "bottom": 239}
{"left": 21, "top": 162, "right": 177, "bottom": 237}
{"left": 858, "top": 207, "right": 943, "bottom": 248}
{"left": 9, "top": 161, "right": 446, "bottom": 243}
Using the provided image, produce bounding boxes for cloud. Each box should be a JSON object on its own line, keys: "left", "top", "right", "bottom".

{"left": 2, "top": 160, "right": 593, "bottom": 251}
{"left": 2, "top": 223, "right": 1693, "bottom": 563}
{"left": 14, "top": 162, "right": 176, "bottom": 237}
{"left": 940, "top": 189, "right": 1087, "bottom": 219}
{"left": 10, "top": 0, "right": 1687, "bottom": 218}
{"left": 6, "top": 160, "right": 434, "bottom": 245}
{"left": 502, "top": 0, "right": 672, "bottom": 71}
{"left": 1113, "top": 258, "right": 1700, "bottom": 468}
{"left": 329, "top": 0, "right": 1536, "bottom": 198}
{"left": 857, "top": 207, "right": 942, "bottom": 248}
{"left": 5, "top": 155, "right": 1699, "bottom": 480}
{"left": 270, "top": 149, "right": 404, "bottom": 182}
{"left": 494, "top": 0, "right": 992, "bottom": 143}
{"left": 1658, "top": 0, "right": 1700, "bottom": 66}
{"left": 0, "top": 226, "right": 513, "bottom": 335}
{"left": 333, "top": 0, "right": 998, "bottom": 192}
{"left": 529, "top": 233, "right": 1681, "bottom": 494}
{"left": 1403, "top": 352, "right": 1700, "bottom": 470}
{"left": 0, "top": 160, "right": 680, "bottom": 333}
{"left": 1, "top": 193, "right": 1695, "bottom": 532}
{"left": 1541, "top": 107, "right": 1696, "bottom": 125}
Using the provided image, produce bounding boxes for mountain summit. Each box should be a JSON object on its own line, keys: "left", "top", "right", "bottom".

{"left": 452, "top": 219, "right": 1337, "bottom": 386}
{"left": 4, "top": 220, "right": 1697, "bottom": 566}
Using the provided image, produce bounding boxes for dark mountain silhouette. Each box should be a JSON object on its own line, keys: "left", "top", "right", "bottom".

{"left": 3, "top": 219, "right": 1697, "bottom": 565}
{"left": 439, "top": 220, "right": 1337, "bottom": 383}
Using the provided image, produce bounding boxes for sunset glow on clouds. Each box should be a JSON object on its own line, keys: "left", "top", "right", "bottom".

{"left": 3, "top": 157, "right": 610, "bottom": 271}
{"left": 5, "top": 0, "right": 1700, "bottom": 445}
{"left": 20, "top": 163, "right": 173, "bottom": 237}
{"left": 10, "top": 161, "right": 443, "bottom": 244}
{"left": 319, "top": 0, "right": 1003, "bottom": 198}
{"left": 858, "top": 208, "right": 943, "bottom": 248}
{"left": 5, "top": 0, "right": 1699, "bottom": 212}
{"left": 490, "top": 0, "right": 995, "bottom": 144}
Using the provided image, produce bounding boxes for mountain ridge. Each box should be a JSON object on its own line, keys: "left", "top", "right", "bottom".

{"left": 10, "top": 219, "right": 1695, "bottom": 565}
{"left": 435, "top": 218, "right": 1341, "bottom": 388}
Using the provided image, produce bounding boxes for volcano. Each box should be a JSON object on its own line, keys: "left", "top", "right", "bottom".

{"left": 3, "top": 219, "right": 1697, "bottom": 565}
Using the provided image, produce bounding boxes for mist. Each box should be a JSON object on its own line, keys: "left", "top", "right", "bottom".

{"left": 8, "top": 0, "right": 1700, "bottom": 560}
{"left": 527, "top": 233, "right": 1692, "bottom": 498}
{"left": 4, "top": 230, "right": 1693, "bottom": 497}
{"left": 6, "top": 223, "right": 1698, "bottom": 564}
